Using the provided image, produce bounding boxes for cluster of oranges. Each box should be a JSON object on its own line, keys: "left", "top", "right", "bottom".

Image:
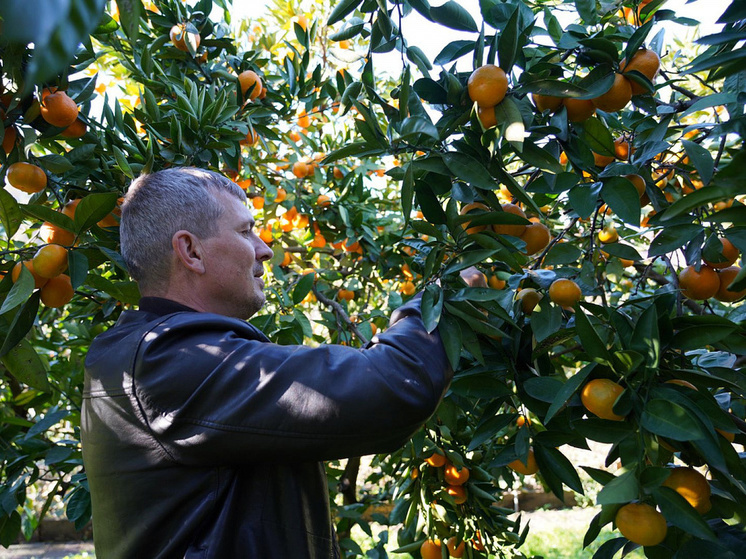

{"left": 459, "top": 202, "right": 551, "bottom": 256}
{"left": 531, "top": 48, "right": 660, "bottom": 121}
{"left": 678, "top": 239, "right": 744, "bottom": 302}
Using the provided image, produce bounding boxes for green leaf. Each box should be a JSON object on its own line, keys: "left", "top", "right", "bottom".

{"left": 672, "top": 325, "right": 737, "bottom": 351}
{"left": 575, "top": 311, "right": 613, "bottom": 363}
{"left": 1, "top": 338, "right": 50, "bottom": 392}
{"left": 519, "top": 142, "right": 565, "bottom": 174}
{"left": 493, "top": 97, "right": 526, "bottom": 151}
{"left": 74, "top": 193, "right": 120, "bottom": 233}
{"left": 406, "top": 46, "right": 433, "bottom": 74}
{"left": 580, "top": 117, "right": 615, "bottom": 157}
{"left": 0, "top": 0, "right": 107, "bottom": 92}
{"left": 430, "top": 1, "right": 478, "bottom": 32}
{"left": 596, "top": 469, "right": 639, "bottom": 505}
{"left": 0, "top": 265, "right": 34, "bottom": 316}
{"left": 531, "top": 300, "right": 563, "bottom": 343}
{"left": 568, "top": 183, "right": 601, "bottom": 219}
{"left": 469, "top": 414, "right": 516, "bottom": 450}
{"left": 38, "top": 154, "right": 73, "bottom": 174}
{"left": 601, "top": 178, "right": 641, "bottom": 226}
{"left": 534, "top": 445, "right": 584, "bottom": 498}
{"left": 442, "top": 152, "right": 496, "bottom": 190}
{"left": 640, "top": 399, "right": 706, "bottom": 441}
{"left": 0, "top": 189, "right": 23, "bottom": 241}
{"left": 631, "top": 304, "right": 659, "bottom": 369}
{"left": 575, "top": 0, "right": 598, "bottom": 24}
{"left": 545, "top": 243, "right": 583, "bottom": 266}
{"left": 422, "top": 284, "right": 443, "bottom": 333}
{"left": 681, "top": 139, "right": 714, "bottom": 185}
{"left": 544, "top": 366, "right": 592, "bottom": 424}
{"left": 116, "top": 0, "right": 142, "bottom": 39}
{"left": 444, "top": 250, "right": 498, "bottom": 275}
{"left": 292, "top": 272, "right": 315, "bottom": 305}
{"left": 434, "top": 40, "right": 475, "bottom": 65}
{"left": 0, "top": 292, "right": 40, "bottom": 359}
{"left": 652, "top": 487, "right": 717, "bottom": 541}
{"left": 328, "top": 0, "right": 362, "bottom": 25}
{"left": 439, "top": 313, "right": 462, "bottom": 370}
{"left": 623, "top": 19, "right": 656, "bottom": 63}
{"left": 599, "top": 242, "right": 642, "bottom": 261}
{"left": 648, "top": 224, "right": 704, "bottom": 257}
{"left": 497, "top": 6, "right": 521, "bottom": 73}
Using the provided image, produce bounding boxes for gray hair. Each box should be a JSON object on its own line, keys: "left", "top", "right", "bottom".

{"left": 120, "top": 167, "right": 246, "bottom": 292}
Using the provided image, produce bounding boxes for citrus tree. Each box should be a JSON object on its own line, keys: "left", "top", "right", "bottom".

{"left": 1, "top": 0, "right": 745, "bottom": 558}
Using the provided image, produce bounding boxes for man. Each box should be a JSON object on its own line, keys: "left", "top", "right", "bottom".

{"left": 81, "top": 167, "right": 452, "bottom": 558}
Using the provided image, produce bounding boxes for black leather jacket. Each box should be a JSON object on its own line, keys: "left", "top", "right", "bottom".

{"left": 82, "top": 296, "right": 451, "bottom": 558}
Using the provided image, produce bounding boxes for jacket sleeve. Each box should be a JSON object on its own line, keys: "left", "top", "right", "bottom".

{"left": 132, "top": 296, "right": 452, "bottom": 465}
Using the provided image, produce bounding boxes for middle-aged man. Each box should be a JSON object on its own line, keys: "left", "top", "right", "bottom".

{"left": 81, "top": 167, "right": 453, "bottom": 558}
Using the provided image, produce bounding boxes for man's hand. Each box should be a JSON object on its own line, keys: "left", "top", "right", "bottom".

{"left": 460, "top": 266, "right": 487, "bottom": 288}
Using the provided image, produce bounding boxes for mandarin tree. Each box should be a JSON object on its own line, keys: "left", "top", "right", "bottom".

{"left": 0, "top": 0, "right": 744, "bottom": 558}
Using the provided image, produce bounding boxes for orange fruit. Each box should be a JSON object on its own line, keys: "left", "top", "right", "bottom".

{"left": 592, "top": 73, "right": 632, "bottom": 112}
{"left": 563, "top": 98, "right": 595, "bottom": 122}
{"left": 420, "top": 539, "right": 442, "bottom": 559}
{"left": 40, "top": 221, "right": 75, "bottom": 247}
{"left": 401, "top": 280, "right": 416, "bottom": 296}
{"left": 288, "top": 130, "right": 301, "bottom": 142}
{"left": 624, "top": 174, "right": 646, "bottom": 197}
{"left": 240, "top": 129, "right": 259, "bottom": 146}
{"left": 581, "top": 378, "right": 626, "bottom": 421}
{"left": 258, "top": 227, "right": 273, "bottom": 244}
{"left": 251, "top": 196, "right": 265, "bottom": 210}
{"left": 40, "top": 274, "right": 74, "bottom": 308}
{"left": 425, "top": 451, "right": 447, "bottom": 467}
{"left": 598, "top": 226, "right": 619, "bottom": 244}
{"left": 615, "top": 503, "right": 667, "bottom": 546}
{"left": 297, "top": 110, "right": 311, "bottom": 128}
{"left": 493, "top": 203, "right": 527, "bottom": 237}
{"left": 12, "top": 261, "right": 48, "bottom": 289}
{"left": 40, "top": 91, "right": 78, "bottom": 128}
{"left": 238, "top": 70, "right": 263, "bottom": 100}
{"left": 32, "top": 244, "right": 68, "bottom": 279}
{"left": 476, "top": 105, "right": 497, "bottom": 129}
{"left": 308, "top": 234, "right": 326, "bottom": 248}
{"left": 337, "top": 288, "right": 354, "bottom": 302}
{"left": 593, "top": 151, "right": 615, "bottom": 167}
{"left": 60, "top": 118, "right": 87, "bottom": 138}
{"left": 516, "top": 415, "right": 530, "bottom": 427}
{"left": 620, "top": 49, "right": 661, "bottom": 95}
{"left": 715, "top": 266, "right": 746, "bottom": 303}
{"left": 508, "top": 449, "right": 539, "bottom": 475}
{"left": 317, "top": 194, "right": 331, "bottom": 207}
{"left": 445, "top": 484, "right": 467, "bottom": 504}
{"left": 6, "top": 162, "right": 47, "bottom": 194}
{"left": 717, "top": 428, "right": 736, "bottom": 443}
{"left": 516, "top": 288, "right": 542, "bottom": 314}
{"left": 292, "top": 161, "right": 310, "bottom": 178}
{"left": 446, "top": 537, "right": 465, "bottom": 558}
{"left": 488, "top": 275, "right": 506, "bottom": 290}
{"left": 614, "top": 137, "right": 633, "bottom": 160}
{"left": 61, "top": 199, "right": 81, "bottom": 220}
{"left": 678, "top": 265, "right": 719, "bottom": 300}
{"left": 532, "top": 93, "right": 562, "bottom": 113}
{"left": 703, "top": 238, "right": 739, "bottom": 269}
{"left": 520, "top": 222, "right": 550, "bottom": 255}
{"left": 662, "top": 468, "right": 712, "bottom": 514}
{"left": 2, "top": 126, "right": 17, "bottom": 154}
{"left": 281, "top": 252, "right": 292, "bottom": 267}
{"left": 333, "top": 167, "right": 344, "bottom": 180}
{"left": 275, "top": 188, "right": 287, "bottom": 203}
{"left": 459, "top": 202, "right": 489, "bottom": 235}
{"left": 444, "top": 464, "right": 470, "bottom": 486}
{"left": 170, "top": 23, "right": 200, "bottom": 52}
{"left": 548, "top": 278, "right": 582, "bottom": 308}
{"left": 294, "top": 14, "right": 308, "bottom": 31}
{"left": 467, "top": 65, "right": 508, "bottom": 108}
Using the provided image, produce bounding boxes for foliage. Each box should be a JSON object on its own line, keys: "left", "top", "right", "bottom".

{"left": 0, "top": 0, "right": 745, "bottom": 558}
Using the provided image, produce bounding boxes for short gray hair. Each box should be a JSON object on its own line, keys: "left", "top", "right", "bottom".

{"left": 120, "top": 167, "right": 246, "bottom": 292}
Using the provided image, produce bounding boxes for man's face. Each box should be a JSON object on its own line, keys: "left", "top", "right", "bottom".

{"left": 199, "top": 191, "right": 274, "bottom": 319}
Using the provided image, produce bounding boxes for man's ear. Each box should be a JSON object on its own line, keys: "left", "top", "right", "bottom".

{"left": 172, "top": 230, "right": 206, "bottom": 274}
